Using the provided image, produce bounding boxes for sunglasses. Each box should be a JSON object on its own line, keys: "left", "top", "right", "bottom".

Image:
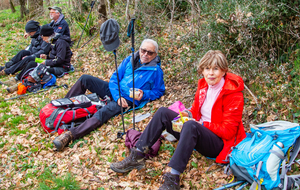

{"left": 140, "top": 48, "right": 155, "bottom": 56}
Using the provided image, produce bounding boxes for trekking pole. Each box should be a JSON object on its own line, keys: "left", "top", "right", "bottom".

{"left": 113, "top": 50, "right": 126, "bottom": 138}
{"left": 127, "top": 18, "right": 136, "bottom": 130}
{"left": 4, "top": 84, "right": 68, "bottom": 101}
{"left": 81, "top": 32, "right": 99, "bottom": 48}
{"left": 76, "top": 0, "right": 96, "bottom": 48}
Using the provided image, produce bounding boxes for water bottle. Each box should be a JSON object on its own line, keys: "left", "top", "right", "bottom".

{"left": 266, "top": 142, "right": 284, "bottom": 181}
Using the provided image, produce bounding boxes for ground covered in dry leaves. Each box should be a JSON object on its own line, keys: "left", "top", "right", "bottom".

{"left": 0, "top": 24, "right": 268, "bottom": 190}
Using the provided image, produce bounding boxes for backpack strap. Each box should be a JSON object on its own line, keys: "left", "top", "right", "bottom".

{"left": 287, "top": 137, "right": 300, "bottom": 168}
{"left": 52, "top": 108, "right": 71, "bottom": 133}
{"left": 279, "top": 137, "right": 300, "bottom": 189}
{"left": 45, "top": 107, "right": 64, "bottom": 130}
{"left": 84, "top": 108, "right": 91, "bottom": 117}
{"left": 54, "top": 107, "right": 93, "bottom": 132}
{"left": 249, "top": 161, "right": 263, "bottom": 190}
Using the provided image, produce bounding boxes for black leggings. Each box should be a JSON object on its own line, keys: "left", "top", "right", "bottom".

{"left": 135, "top": 107, "right": 224, "bottom": 173}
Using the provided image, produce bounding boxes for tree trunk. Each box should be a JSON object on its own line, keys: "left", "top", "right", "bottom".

{"left": 9, "top": 0, "right": 16, "bottom": 13}
{"left": 98, "top": 0, "right": 107, "bottom": 19}
{"left": 72, "top": 0, "right": 82, "bottom": 14}
{"left": 134, "top": 0, "right": 139, "bottom": 17}
{"left": 19, "top": 0, "right": 26, "bottom": 19}
{"left": 28, "top": 0, "right": 43, "bottom": 16}
{"left": 125, "top": 0, "right": 130, "bottom": 20}
{"left": 106, "top": 0, "right": 112, "bottom": 18}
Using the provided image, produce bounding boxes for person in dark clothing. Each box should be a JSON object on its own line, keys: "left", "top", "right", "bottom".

{"left": 23, "top": 6, "right": 70, "bottom": 40}
{"left": 110, "top": 50, "right": 246, "bottom": 190}
{"left": 48, "top": 6, "right": 70, "bottom": 39}
{"left": 0, "top": 20, "right": 51, "bottom": 84}
{"left": 52, "top": 39, "right": 165, "bottom": 152}
{"left": 5, "top": 24, "right": 72, "bottom": 93}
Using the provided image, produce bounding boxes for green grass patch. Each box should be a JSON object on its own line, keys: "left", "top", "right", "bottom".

{"left": 38, "top": 168, "right": 80, "bottom": 190}
{"left": 0, "top": 6, "right": 21, "bottom": 22}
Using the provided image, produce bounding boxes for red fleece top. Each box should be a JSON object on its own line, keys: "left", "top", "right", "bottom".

{"left": 189, "top": 73, "right": 246, "bottom": 163}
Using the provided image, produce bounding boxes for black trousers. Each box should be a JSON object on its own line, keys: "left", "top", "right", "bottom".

{"left": 66, "top": 75, "right": 133, "bottom": 139}
{"left": 9, "top": 50, "right": 31, "bottom": 64}
{"left": 135, "top": 107, "right": 224, "bottom": 173}
{"left": 5, "top": 50, "right": 34, "bottom": 75}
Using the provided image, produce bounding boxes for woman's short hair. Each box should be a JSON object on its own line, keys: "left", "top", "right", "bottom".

{"left": 197, "top": 50, "right": 229, "bottom": 74}
{"left": 140, "top": 39, "right": 158, "bottom": 53}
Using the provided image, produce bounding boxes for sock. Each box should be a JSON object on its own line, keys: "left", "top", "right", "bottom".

{"left": 171, "top": 168, "right": 181, "bottom": 175}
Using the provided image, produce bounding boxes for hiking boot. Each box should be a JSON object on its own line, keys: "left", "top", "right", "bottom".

{"left": 53, "top": 131, "right": 74, "bottom": 151}
{"left": 6, "top": 83, "right": 18, "bottom": 93}
{"left": 158, "top": 172, "right": 180, "bottom": 190}
{"left": 1, "top": 77, "right": 18, "bottom": 86}
{"left": 0, "top": 70, "right": 6, "bottom": 76}
{"left": 110, "top": 147, "right": 145, "bottom": 173}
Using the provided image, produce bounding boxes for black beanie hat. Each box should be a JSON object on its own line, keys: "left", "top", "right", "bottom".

{"left": 25, "top": 20, "right": 40, "bottom": 33}
{"left": 40, "top": 25, "right": 54, "bottom": 36}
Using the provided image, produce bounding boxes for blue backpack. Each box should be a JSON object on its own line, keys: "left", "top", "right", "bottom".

{"left": 229, "top": 121, "right": 300, "bottom": 190}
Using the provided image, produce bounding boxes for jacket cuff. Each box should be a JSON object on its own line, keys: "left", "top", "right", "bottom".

{"left": 184, "top": 110, "right": 193, "bottom": 118}
{"left": 203, "top": 121, "right": 210, "bottom": 128}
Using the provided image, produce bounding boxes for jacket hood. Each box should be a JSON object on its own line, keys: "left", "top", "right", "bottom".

{"left": 199, "top": 72, "right": 244, "bottom": 94}
{"left": 54, "top": 34, "right": 71, "bottom": 44}
{"left": 132, "top": 51, "right": 161, "bottom": 69}
{"left": 222, "top": 73, "right": 244, "bottom": 93}
{"left": 50, "top": 13, "right": 65, "bottom": 26}
{"left": 30, "top": 27, "right": 41, "bottom": 38}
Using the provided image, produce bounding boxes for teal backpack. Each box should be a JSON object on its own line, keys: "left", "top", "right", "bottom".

{"left": 229, "top": 121, "right": 300, "bottom": 190}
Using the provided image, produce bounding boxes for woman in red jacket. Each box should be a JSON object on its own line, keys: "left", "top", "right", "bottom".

{"left": 110, "top": 50, "right": 246, "bottom": 189}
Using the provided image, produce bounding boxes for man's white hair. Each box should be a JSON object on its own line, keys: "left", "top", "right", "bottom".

{"left": 140, "top": 39, "right": 158, "bottom": 53}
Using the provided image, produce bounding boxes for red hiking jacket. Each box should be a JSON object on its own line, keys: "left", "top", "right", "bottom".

{"left": 189, "top": 73, "right": 246, "bottom": 163}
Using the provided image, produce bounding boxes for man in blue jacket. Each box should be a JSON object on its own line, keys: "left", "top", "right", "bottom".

{"left": 53, "top": 39, "right": 165, "bottom": 151}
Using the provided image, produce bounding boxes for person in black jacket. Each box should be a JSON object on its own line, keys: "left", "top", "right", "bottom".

{"left": 23, "top": 6, "right": 70, "bottom": 40}
{"left": 4, "top": 24, "right": 72, "bottom": 92}
{"left": 0, "top": 20, "right": 51, "bottom": 82}
{"left": 48, "top": 6, "right": 70, "bottom": 39}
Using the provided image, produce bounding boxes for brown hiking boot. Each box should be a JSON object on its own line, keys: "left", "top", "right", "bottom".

{"left": 6, "top": 83, "right": 19, "bottom": 93}
{"left": 158, "top": 172, "right": 180, "bottom": 190}
{"left": 53, "top": 131, "right": 74, "bottom": 151}
{"left": 0, "top": 70, "right": 6, "bottom": 76}
{"left": 110, "top": 147, "right": 145, "bottom": 173}
{"left": 2, "top": 77, "right": 18, "bottom": 86}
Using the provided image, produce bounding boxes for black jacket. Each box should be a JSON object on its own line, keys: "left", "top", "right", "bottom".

{"left": 49, "top": 14, "right": 70, "bottom": 38}
{"left": 28, "top": 28, "right": 51, "bottom": 58}
{"left": 45, "top": 35, "right": 72, "bottom": 68}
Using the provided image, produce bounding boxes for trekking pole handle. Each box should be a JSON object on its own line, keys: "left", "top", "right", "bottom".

{"left": 91, "top": 1, "right": 95, "bottom": 8}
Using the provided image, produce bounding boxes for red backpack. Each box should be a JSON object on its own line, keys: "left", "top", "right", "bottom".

{"left": 39, "top": 93, "right": 109, "bottom": 134}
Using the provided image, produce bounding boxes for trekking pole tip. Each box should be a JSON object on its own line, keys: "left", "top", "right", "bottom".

{"left": 117, "top": 131, "right": 125, "bottom": 139}
{"left": 62, "top": 84, "right": 69, "bottom": 89}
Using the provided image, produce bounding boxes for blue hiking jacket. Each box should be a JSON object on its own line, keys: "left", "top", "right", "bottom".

{"left": 109, "top": 51, "right": 165, "bottom": 108}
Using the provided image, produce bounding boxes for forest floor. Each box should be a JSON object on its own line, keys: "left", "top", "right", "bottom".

{"left": 0, "top": 4, "right": 299, "bottom": 189}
